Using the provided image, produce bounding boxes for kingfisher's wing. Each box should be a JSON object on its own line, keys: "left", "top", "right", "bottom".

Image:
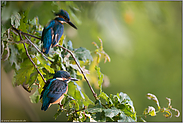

{"left": 40, "top": 79, "right": 68, "bottom": 111}
{"left": 40, "top": 79, "right": 53, "bottom": 111}
{"left": 47, "top": 79, "right": 68, "bottom": 103}
{"left": 51, "top": 21, "right": 64, "bottom": 48}
{"left": 40, "top": 79, "right": 52, "bottom": 100}
{"left": 41, "top": 20, "right": 55, "bottom": 54}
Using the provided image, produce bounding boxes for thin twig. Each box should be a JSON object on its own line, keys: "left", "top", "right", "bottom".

{"left": 24, "top": 35, "right": 53, "bottom": 63}
{"left": 7, "top": 39, "right": 29, "bottom": 44}
{"left": 23, "top": 42, "right": 46, "bottom": 84}
{"left": 57, "top": 45, "right": 98, "bottom": 100}
{"left": 73, "top": 106, "right": 87, "bottom": 114}
{"left": 11, "top": 27, "right": 53, "bottom": 63}
{"left": 14, "top": 31, "right": 31, "bottom": 93}
{"left": 22, "top": 83, "right": 31, "bottom": 93}
{"left": 11, "top": 26, "right": 41, "bottom": 40}
{"left": 11, "top": 27, "right": 98, "bottom": 101}
{"left": 11, "top": 29, "right": 19, "bottom": 36}
{"left": 16, "top": 30, "right": 46, "bottom": 92}
{"left": 1, "top": 42, "right": 10, "bottom": 61}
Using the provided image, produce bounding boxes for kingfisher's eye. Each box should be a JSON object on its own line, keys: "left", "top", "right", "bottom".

{"left": 65, "top": 18, "right": 69, "bottom": 21}
{"left": 63, "top": 16, "right": 69, "bottom": 21}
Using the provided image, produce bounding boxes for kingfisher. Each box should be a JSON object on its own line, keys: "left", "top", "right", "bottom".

{"left": 41, "top": 9, "right": 77, "bottom": 54}
{"left": 40, "top": 70, "right": 78, "bottom": 111}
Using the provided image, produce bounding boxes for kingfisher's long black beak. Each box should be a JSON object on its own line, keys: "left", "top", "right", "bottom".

{"left": 54, "top": 13, "right": 59, "bottom": 16}
{"left": 70, "top": 78, "right": 78, "bottom": 81}
{"left": 67, "top": 21, "right": 77, "bottom": 29}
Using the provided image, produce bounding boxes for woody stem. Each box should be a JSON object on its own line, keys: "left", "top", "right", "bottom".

{"left": 11, "top": 27, "right": 98, "bottom": 100}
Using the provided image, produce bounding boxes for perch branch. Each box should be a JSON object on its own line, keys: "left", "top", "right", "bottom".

{"left": 23, "top": 44, "right": 46, "bottom": 84}
{"left": 7, "top": 39, "right": 29, "bottom": 44}
{"left": 22, "top": 42, "right": 46, "bottom": 83}
{"left": 16, "top": 29, "right": 46, "bottom": 92}
{"left": 23, "top": 35, "right": 53, "bottom": 63}
{"left": 57, "top": 45, "right": 98, "bottom": 100}
{"left": 11, "top": 27, "right": 53, "bottom": 63}
{"left": 22, "top": 83, "right": 31, "bottom": 93}
{"left": 10, "top": 27, "right": 98, "bottom": 100}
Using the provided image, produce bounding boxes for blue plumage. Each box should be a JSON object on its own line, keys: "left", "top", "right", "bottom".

{"left": 40, "top": 78, "right": 68, "bottom": 111}
{"left": 41, "top": 18, "right": 64, "bottom": 54}
{"left": 40, "top": 71, "right": 78, "bottom": 111}
{"left": 41, "top": 9, "right": 77, "bottom": 54}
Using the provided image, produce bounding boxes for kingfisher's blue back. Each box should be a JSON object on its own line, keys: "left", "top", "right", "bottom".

{"left": 41, "top": 9, "right": 77, "bottom": 54}
{"left": 41, "top": 18, "right": 64, "bottom": 54}
{"left": 40, "top": 70, "right": 78, "bottom": 111}
{"left": 40, "top": 78, "right": 68, "bottom": 111}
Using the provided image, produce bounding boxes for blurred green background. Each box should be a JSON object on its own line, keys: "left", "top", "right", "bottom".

{"left": 1, "top": 1, "right": 182, "bottom": 122}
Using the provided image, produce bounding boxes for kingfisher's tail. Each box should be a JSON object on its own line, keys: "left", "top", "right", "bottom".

{"left": 41, "top": 98, "right": 50, "bottom": 111}
{"left": 42, "top": 47, "right": 50, "bottom": 54}
{"left": 41, "top": 103, "right": 50, "bottom": 111}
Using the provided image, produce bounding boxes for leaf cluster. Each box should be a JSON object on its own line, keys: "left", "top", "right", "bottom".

{"left": 142, "top": 93, "right": 180, "bottom": 119}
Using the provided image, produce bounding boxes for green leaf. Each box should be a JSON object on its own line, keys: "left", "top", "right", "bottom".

{"left": 2, "top": 19, "right": 11, "bottom": 34}
{"left": 11, "top": 11, "right": 21, "bottom": 28}
{"left": 160, "top": 107, "right": 172, "bottom": 118}
{"left": 95, "top": 99, "right": 103, "bottom": 108}
{"left": 84, "top": 113, "right": 97, "bottom": 122}
{"left": 92, "top": 38, "right": 111, "bottom": 63}
{"left": 99, "top": 92, "right": 108, "bottom": 100}
{"left": 69, "top": 99, "right": 79, "bottom": 110}
{"left": 74, "top": 47, "right": 93, "bottom": 63}
{"left": 43, "top": 64, "right": 55, "bottom": 74}
{"left": 8, "top": 44, "right": 20, "bottom": 70}
{"left": 118, "top": 112, "right": 136, "bottom": 122}
{"left": 37, "top": 72, "right": 45, "bottom": 94}
{"left": 29, "top": 70, "right": 38, "bottom": 86}
{"left": 94, "top": 111, "right": 106, "bottom": 122}
{"left": 146, "top": 93, "right": 160, "bottom": 110}
{"left": 82, "top": 92, "right": 95, "bottom": 106}
{"left": 67, "top": 40, "right": 73, "bottom": 51}
{"left": 63, "top": 94, "right": 75, "bottom": 108}
{"left": 29, "top": 16, "right": 37, "bottom": 26}
{"left": 148, "top": 106, "right": 156, "bottom": 116}
{"left": 68, "top": 82, "right": 93, "bottom": 107}
{"left": 99, "top": 92, "right": 113, "bottom": 106}
{"left": 118, "top": 92, "right": 134, "bottom": 110}
{"left": 74, "top": 81, "right": 85, "bottom": 99}
{"left": 171, "top": 107, "right": 180, "bottom": 118}
{"left": 107, "top": 92, "right": 137, "bottom": 121}
{"left": 29, "top": 86, "right": 40, "bottom": 103}
{"left": 117, "top": 104, "right": 125, "bottom": 110}
{"left": 103, "top": 107, "right": 121, "bottom": 118}
{"left": 19, "top": 10, "right": 28, "bottom": 32}
{"left": 37, "top": 53, "right": 51, "bottom": 65}
{"left": 86, "top": 100, "right": 106, "bottom": 122}
{"left": 87, "top": 108, "right": 103, "bottom": 113}
{"left": 13, "top": 59, "right": 35, "bottom": 86}
{"left": 144, "top": 106, "right": 157, "bottom": 117}
{"left": 95, "top": 65, "right": 103, "bottom": 93}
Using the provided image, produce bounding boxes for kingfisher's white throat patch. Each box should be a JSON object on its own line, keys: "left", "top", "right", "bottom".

{"left": 56, "top": 78, "right": 64, "bottom": 81}
{"left": 56, "top": 78, "right": 71, "bottom": 83}
{"left": 59, "top": 21, "right": 67, "bottom": 24}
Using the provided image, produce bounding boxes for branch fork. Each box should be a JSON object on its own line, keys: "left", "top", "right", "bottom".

{"left": 11, "top": 27, "right": 98, "bottom": 100}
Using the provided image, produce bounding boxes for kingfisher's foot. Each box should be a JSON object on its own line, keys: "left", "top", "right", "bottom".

{"left": 59, "top": 103, "right": 63, "bottom": 109}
